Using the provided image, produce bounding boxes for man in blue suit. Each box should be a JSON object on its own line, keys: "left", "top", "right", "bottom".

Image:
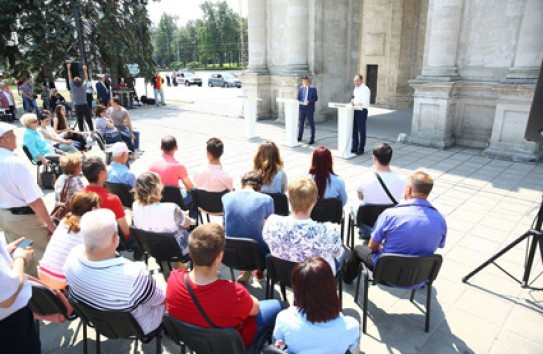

{"left": 297, "top": 76, "right": 318, "bottom": 145}
{"left": 96, "top": 75, "right": 111, "bottom": 106}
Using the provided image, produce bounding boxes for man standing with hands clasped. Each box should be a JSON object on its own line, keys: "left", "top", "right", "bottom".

{"left": 297, "top": 76, "right": 318, "bottom": 145}
{"left": 351, "top": 74, "right": 371, "bottom": 155}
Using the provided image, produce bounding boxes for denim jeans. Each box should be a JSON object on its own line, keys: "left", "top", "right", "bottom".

{"left": 247, "top": 299, "right": 283, "bottom": 352}
{"left": 182, "top": 189, "right": 198, "bottom": 219}
{"left": 154, "top": 88, "right": 165, "bottom": 105}
{"left": 23, "top": 97, "right": 40, "bottom": 116}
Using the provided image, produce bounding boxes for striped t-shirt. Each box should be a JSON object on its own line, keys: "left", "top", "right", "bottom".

{"left": 64, "top": 245, "right": 165, "bottom": 334}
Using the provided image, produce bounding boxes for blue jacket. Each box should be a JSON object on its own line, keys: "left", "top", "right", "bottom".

{"left": 96, "top": 81, "right": 110, "bottom": 105}
{"left": 297, "top": 85, "right": 318, "bottom": 111}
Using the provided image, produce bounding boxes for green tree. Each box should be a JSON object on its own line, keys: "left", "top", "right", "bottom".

{"left": 154, "top": 13, "right": 177, "bottom": 68}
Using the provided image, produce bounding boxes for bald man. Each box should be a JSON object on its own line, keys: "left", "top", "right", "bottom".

{"left": 343, "top": 171, "right": 447, "bottom": 282}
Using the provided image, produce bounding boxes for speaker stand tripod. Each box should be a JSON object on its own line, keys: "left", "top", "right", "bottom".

{"left": 462, "top": 196, "right": 543, "bottom": 290}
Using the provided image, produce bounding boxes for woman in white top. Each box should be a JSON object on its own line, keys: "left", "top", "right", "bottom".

{"left": 132, "top": 172, "right": 192, "bottom": 261}
{"left": 0, "top": 238, "right": 39, "bottom": 353}
{"left": 38, "top": 110, "right": 80, "bottom": 153}
{"left": 273, "top": 257, "right": 360, "bottom": 354}
{"left": 38, "top": 191, "right": 101, "bottom": 290}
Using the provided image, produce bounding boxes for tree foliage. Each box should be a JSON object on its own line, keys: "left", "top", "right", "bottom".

{"left": 0, "top": 0, "right": 157, "bottom": 86}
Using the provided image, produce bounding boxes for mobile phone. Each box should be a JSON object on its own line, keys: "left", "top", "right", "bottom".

{"left": 17, "top": 239, "right": 33, "bottom": 249}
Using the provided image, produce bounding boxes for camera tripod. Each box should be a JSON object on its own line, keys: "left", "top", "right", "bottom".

{"left": 462, "top": 195, "right": 543, "bottom": 290}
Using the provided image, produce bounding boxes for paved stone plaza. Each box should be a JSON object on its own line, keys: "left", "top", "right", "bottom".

{"left": 9, "top": 96, "right": 543, "bottom": 353}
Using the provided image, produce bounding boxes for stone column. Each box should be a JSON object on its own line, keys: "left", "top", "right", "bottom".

{"left": 285, "top": 0, "right": 309, "bottom": 73}
{"left": 420, "top": 0, "right": 464, "bottom": 79}
{"left": 247, "top": 0, "right": 268, "bottom": 73}
{"left": 505, "top": 0, "right": 543, "bottom": 82}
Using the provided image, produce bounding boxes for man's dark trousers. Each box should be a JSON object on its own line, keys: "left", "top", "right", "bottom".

{"left": 298, "top": 105, "right": 315, "bottom": 142}
{"left": 343, "top": 245, "right": 374, "bottom": 283}
{"left": 352, "top": 108, "right": 368, "bottom": 153}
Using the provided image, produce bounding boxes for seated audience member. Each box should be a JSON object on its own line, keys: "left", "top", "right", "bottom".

{"left": 166, "top": 223, "right": 283, "bottom": 351}
{"left": 38, "top": 191, "right": 101, "bottom": 290}
{"left": 343, "top": 171, "right": 447, "bottom": 283}
{"left": 49, "top": 88, "right": 72, "bottom": 112}
{"left": 0, "top": 238, "right": 40, "bottom": 354}
{"left": 53, "top": 105, "right": 88, "bottom": 149}
{"left": 82, "top": 156, "right": 131, "bottom": 239}
{"left": 21, "top": 113, "right": 62, "bottom": 165}
{"left": 94, "top": 104, "right": 135, "bottom": 151}
{"left": 193, "top": 137, "right": 233, "bottom": 192}
{"left": 132, "top": 172, "right": 192, "bottom": 259}
{"left": 273, "top": 257, "right": 360, "bottom": 354}
{"left": 263, "top": 176, "right": 342, "bottom": 274}
{"left": 38, "top": 110, "right": 80, "bottom": 153}
{"left": 106, "top": 142, "right": 136, "bottom": 188}
{"left": 253, "top": 141, "right": 288, "bottom": 193}
{"left": 149, "top": 135, "right": 196, "bottom": 218}
{"left": 356, "top": 142, "right": 406, "bottom": 238}
{"left": 64, "top": 209, "right": 165, "bottom": 335}
{"left": 309, "top": 145, "right": 348, "bottom": 206}
{"left": 106, "top": 97, "right": 140, "bottom": 151}
{"left": 222, "top": 171, "right": 274, "bottom": 283}
{"left": 0, "top": 82, "right": 17, "bottom": 122}
{"left": 54, "top": 154, "right": 85, "bottom": 205}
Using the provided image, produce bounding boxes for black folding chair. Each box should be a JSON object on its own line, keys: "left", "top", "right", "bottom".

{"left": 222, "top": 237, "right": 266, "bottom": 281}
{"left": 347, "top": 204, "right": 395, "bottom": 249}
{"left": 93, "top": 131, "right": 113, "bottom": 165}
{"left": 161, "top": 185, "right": 187, "bottom": 210}
{"left": 163, "top": 314, "right": 254, "bottom": 354}
{"left": 22, "top": 145, "right": 59, "bottom": 184}
{"left": 311, "top": 198, "right": 345, "bottom": 242}
{"left": 68, "top": 297, "right": 162, "bottom": 354}
{"left": 262, "top": 192, "right": 289, "bottom": 216}
{"left": 130, "top": 226, "right": 187, "bottom": 275}
{"left": 191, "top": 189, "right": 228, "bottom": 225}
{"left": 28, "top": 282, "right": 79, "bottom": 341}
{"left": 104, "top": 182, "right": 134, "bottom": 209}
{"left": 354, "top": 254, "right": 443, "bottom": 333}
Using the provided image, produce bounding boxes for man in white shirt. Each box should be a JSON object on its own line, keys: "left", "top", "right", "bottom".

{"left": 356, "top": 142, "right": 406, "bottom": 238}
{"left": 0, "top": 122, "right": 56, "bottom": 276}
{"left": 64, "top": 209, "right": 165, "bottom": 335}
{"left": 351, "top": 74, "right": 371, "bottom": 155}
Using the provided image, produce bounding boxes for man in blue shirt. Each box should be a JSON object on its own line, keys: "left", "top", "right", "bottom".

{"left": 106, "top": 142, "right": 135, "bottom": 188}
{"left": 343, "top": 171, "right": 447, "bottom": 282}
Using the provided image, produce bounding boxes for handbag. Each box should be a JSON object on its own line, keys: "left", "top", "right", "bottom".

{"left": 39, "top": 170, "right": 57, "bottom": 189}
{"left": 373, "top": 172, "right": 398, "bottom": 205}
{"left": 50, "top": 176, "right": 72, "bottom": 219}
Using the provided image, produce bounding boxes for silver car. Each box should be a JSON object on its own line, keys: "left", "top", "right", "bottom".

{"left": 208, "top": 73, "right": 242, "bottom": 88}
{"left": 176, "top": 72, "right": 202, "bottom": 87}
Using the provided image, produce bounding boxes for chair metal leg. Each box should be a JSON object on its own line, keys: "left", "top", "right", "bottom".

{"left": 410, "top": 289, "right": 416, "bottom": 302}
{"left": 35, "top": 319, "right": 40, "bottom": 336}
{"left": 206, "top": 214, "right": 210, "bottom": 223}
{"left": 156, "top": 329, "right": 162, "bottom": 354}
{"left": 229, "top": 267, "right": 235, "bottom": 281}
{"left": 425, "top": 284, "right": 432, "bottom": 332}
{"left": 354, "top": 269, "right": 362, "bottom": 302}
{"left": 338, "top": 274, "right": 343, "bottom": 309}
{"left": 83, "top": 322, "right": 88, "bottom": 354}
{"left": 135, "top": 339, "right": 139, "bottom": 351}
{"left": 362, "top": 272, "right": 369, "bottom": 333}
{"left": 265, "top": 275, "right": 271, "bottom": 299}
{"left": 96, "top": 332, "right": 101, "bottom": 354}
{"left": 280, "top": 284, "right": 287, "bottom": 302}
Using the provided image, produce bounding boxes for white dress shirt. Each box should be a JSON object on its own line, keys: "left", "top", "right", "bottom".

{"left": 353, "top": 83, "right": 371, "bottom": 109}
{"left": 0, "top": 147, "right": 43, "bottom": 208}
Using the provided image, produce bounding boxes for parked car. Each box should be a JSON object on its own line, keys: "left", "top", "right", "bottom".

{"left": 208, "top": 73, "right": 242, "bottom": 88}
{"left": 176, "top": 72, "right": 202, "bottom": 87}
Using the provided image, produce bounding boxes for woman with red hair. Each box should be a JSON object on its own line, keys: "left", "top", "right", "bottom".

{"left": 272, "top": 257, "right": 360, "bottom": 353}
{"left": 309, "top": 146, "right": 347, "bottom": 206}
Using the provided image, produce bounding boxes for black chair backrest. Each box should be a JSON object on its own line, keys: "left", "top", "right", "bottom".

{"left": 356, "top": 204, "right": 396, "bottom": 227}
{"left": 266, "top": 255, "right": 297, "bottom": 290}
{"left": 93, "top": 131, "right": 107, "bottom": 152}
{"left": 104, "top": 182, "right": 134, "bottom": 209}
{"left": 161, "top": 185, "right": 186, "bottom": 210}
{"left": 130, "top": 227, "right": 184, "bottom": 263}
{"left": 28, "top": 282, "right": 69, "bottom": 318}
{"left": 223, "top": 237, "right": 265, "bottom": 272}
{"left": 262, "top": 192, "right": 289, "bottom": 216}
{"left": 163, "top": 314, "right": 246, "bottom": 354}
{"left": 22, "top": 145, "right": 40, "bottom": 166}
{"left": 192, "top": 189, "right": 228, "bottom": 213}
{"left": 373, "top": 254, "right": 443, "bottom": 287}
{"left": 69, "top": 297, "right": 144, "bottom": 339}
{"left": 311, "top": 198, "right": 343, "bottom": 224}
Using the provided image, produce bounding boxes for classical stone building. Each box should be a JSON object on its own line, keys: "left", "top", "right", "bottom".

{"left": 242, "top": 0, "right": 543, "bottom": 161}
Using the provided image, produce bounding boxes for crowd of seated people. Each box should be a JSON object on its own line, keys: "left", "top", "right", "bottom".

{"left": 2, "top": 112, "right": 454, "bottom": 353}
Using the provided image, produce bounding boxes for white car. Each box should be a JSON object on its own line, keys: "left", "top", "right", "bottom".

{"left": 176, "top": 72, "right": 202, "bottom": 87}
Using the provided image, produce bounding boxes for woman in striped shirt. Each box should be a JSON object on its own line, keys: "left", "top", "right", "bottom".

{"left": 38, "top": 191, "right": 101, "bottom": 290}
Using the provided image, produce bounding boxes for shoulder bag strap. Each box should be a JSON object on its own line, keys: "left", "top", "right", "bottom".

{"left": 60, "top": 176, "right": 72, "bottom": 203}
{"left": 374, "top": 172, "right": 398, "bottom": 205}
{"left": 184, "top": 273, "right": 219, "bottom": 328}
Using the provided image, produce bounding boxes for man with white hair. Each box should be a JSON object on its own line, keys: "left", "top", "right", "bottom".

{"left": 106, "top": 142, "right": 136, "bottom": 188}
{"left": 64, "top": 209, "right": 165, "bottom": 335}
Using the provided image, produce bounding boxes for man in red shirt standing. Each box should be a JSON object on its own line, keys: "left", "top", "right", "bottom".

{"left": 166, "top": 223, "right": 283, "bottom": 351}
{"left": 149, "top": 135, "right": 196, "bottom": 218}
{"left": 82, "top": 156, "right": 131, "bottom": 241}
{"left": 152, "top": 71, "right": 165, "bottom": 106}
